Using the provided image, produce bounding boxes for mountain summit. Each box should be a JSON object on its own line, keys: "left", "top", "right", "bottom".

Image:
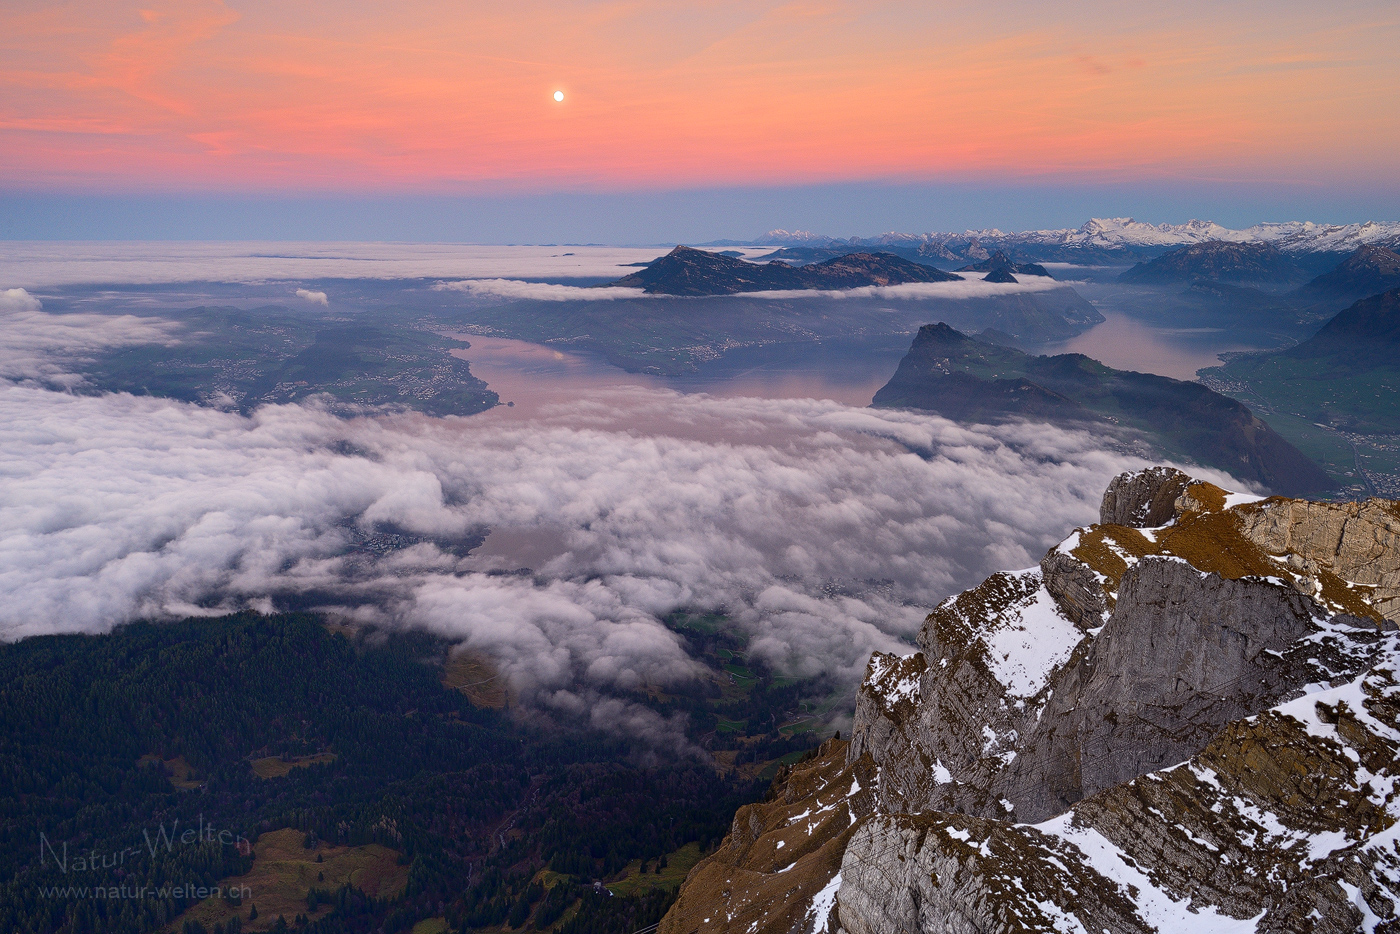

{"left": 955, "top": 250, "right": 1052, "bottom": 280}
{"left": 1298, "top": 244, "right": 1400, "bottom": 303}
{"left": 1118, "top": 240, "right": 1311, "bottom": 285}
{"left": 1285, "top": 287, "right": 1400, "bottom": 368}
{"left": 872, "top": 323, "right": 1332, "bottom": 496}
{"left": 662, "top": 469, "right": 1400, "bottom": 934}
{"left": 610, "top": 246, "right": 960, "bottom": 296}
{"left": 743, "top": 218, "right": 1400, "bottom": 265}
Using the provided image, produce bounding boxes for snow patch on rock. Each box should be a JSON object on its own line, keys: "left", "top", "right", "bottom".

{"left": 981, "top": 575, "right": 1083, "bottom": 699}
{"left": 807, "top": 871, "right": 841, "bottom": 934}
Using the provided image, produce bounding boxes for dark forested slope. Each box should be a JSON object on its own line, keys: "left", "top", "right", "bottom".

{"left": 1117, "top": 241, "right": 1311, "bottom": 286}
{"left": 610, "top": 246, "right": 960, "bottom": 296}
{"left": 873, "top": 323, "right": 1332, "bottom": 496}
{"left": 0, "top": 614, "right": 794, "bottom": 934}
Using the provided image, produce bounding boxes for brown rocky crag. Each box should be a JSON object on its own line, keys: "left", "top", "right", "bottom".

{"left": 661, "top": 469, "right": 1400, "bottom": 934}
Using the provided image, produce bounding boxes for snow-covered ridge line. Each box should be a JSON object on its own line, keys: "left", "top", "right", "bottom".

{"left": 759, "top": 217, "right": 1400, "bottom": 255}
{"left": 660, "top": 468, "right": 1400, "bottom": 934}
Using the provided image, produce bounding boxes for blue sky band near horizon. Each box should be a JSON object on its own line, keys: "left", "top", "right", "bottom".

{"left": 1, "top": 0, "right": 1397, "bottom": 241}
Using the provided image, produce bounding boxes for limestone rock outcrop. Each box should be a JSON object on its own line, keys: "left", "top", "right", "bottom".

{"left": 1038, "top": 549, "right": 1106, "bottom": 627}
{"left": 996, "top": 555, "right": 1381, "bottom": 820}
{"left": 1098, "top": 465, "right": 1192, "bottom": 527}
{"left": 1236, "top": 497, "right": 1400, "bottom": 623}
{"left": 661, "top": 469, "right": 1400, "bottom": 934}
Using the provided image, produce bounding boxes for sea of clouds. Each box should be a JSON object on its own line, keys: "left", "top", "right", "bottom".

{"left": 0, "top": 242, "right": 704, "bottom": 288}
{"left": 0, "top": 377, "right": 1161, "bottom": 750}
{"left": 1, "top": 242, "right": 1076, "bottom": 302}
{"left": 0, "top": 257, "right": 1219, "bottom": 751}
{"left": 434, "top": 274, "right": 1071, "bottom": 303}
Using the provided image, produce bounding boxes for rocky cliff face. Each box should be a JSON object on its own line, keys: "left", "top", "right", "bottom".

{"left": 1098, "top": 466, "right": 1192, "bottom": 527}
{"left": 659, "top": 738, "right": 879, "bottom": 934}
{"left": 841, "top": 663, "right": 1400, "bottom": 934}
{"left": 1236, "top": 496, "right": 1400, "bottom": 622}
{"left": 661, "top": 470, "right": 1400, "bottom": 934}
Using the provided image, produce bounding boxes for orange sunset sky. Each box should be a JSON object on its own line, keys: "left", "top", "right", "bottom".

{"left": 1, "top": 0, "right": 1398, "bottom": 238}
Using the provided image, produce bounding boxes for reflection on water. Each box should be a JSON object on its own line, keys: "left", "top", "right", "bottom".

{"left": 454, "top": 311, "right": 1275, "bottom": 415}
{"left": 1035, "top": 311, "right": 1272, "bottom": 381}
{"left": 448, "top": 334, "right": 910, "bottom": 416}
{"left": 446, "top": 335, "right": 661, "bottom": 416}
{"left": 465, "top": 525, "right": 575, "bottom": 573}
{"left": 675, "top": 335, "right": 911, "bottom": 405}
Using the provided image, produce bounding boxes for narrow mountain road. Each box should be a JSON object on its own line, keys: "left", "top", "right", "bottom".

{"left": 491, "top": 778, "right": 543, "bottom": 853}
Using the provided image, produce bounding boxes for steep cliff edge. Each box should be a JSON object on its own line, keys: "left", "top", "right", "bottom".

{"left": 841, "top": 664, "right": 1400, "bottom": 934}
{"left": 658, "top": 739, "right": 879, "bottom": 934}
{"left": 661, "top": 469, "right": 1400, "bottom": 934}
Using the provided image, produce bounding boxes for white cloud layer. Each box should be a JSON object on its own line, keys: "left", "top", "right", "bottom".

{"left": 436, "top": 279, "right": 647, "bottom": 301}
{"left": 1, "top": 287, "right": 43, "bottom": 312}
{"left": 734, "top": 273, "right": 1075, "bottom": 300}
{"left": 0, "top": 242, "right": 678, "bottom": 288}
{"left": 0, "top": 377, "right": 1204, "bottom": 748}
{"left": 0, "top": 244, "right": 1191, "bottom": 752}
{"left": 0, "top": 303, "right": 180, "bottom": 388}
{"left": 0, "top": 243, "right": 1069, "bottom": 298}
{"left": 433, "top": 272, "right": 1073, "bottom": 303}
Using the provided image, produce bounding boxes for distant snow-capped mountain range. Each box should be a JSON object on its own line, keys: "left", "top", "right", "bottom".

{"left": 740, "top": 217, "right": 1400, "bottom": 264}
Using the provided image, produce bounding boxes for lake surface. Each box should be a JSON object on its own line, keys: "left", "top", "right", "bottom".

{"left": 1033, "top": 310, "right": 1281, "bottom": 381}
{"left": 455, "top": 308, "right": 1278, "bottom": 414}
{"left": 450, "top": 333, "right": 913, "bottom": 416}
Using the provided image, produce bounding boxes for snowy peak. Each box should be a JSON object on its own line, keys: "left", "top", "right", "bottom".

{"left": 759, "top": 228, "right": 834, "bottom": 245}
{"left": 753, "top": 217, "right": 1400, "bottom": 262}
{"left": 1067, "top": 216, "right": 1232, "bottom": 246}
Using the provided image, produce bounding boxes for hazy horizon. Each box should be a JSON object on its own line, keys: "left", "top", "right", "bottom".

{"left": 4, "top": 186, "right": 1399, "bottom": 244}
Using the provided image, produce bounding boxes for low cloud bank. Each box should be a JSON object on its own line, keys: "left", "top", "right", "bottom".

{"left": 0, "top": 377, "right": 1199, "bottom": 750}
{"left": 0, "top": 243, "right": 672, "bottom": 288}
{"left": 434, "top": 273, "right": 1074, "bottom": 303}
{"left": 737, "top": 274, "right": 1076, "bottom": 300}
{"left": 295, "top": 288, "right": 329, "bottom": 305}
{"left": 3, "top": 242, "right": 1076, "bottom": 306}
{"left": 1, "top": 288, "right": 43, "bottom": 312}
{"left": 0, "top": 302, "right": 180, "bottom": 388}
{"left": 436, "top": 279, "right": 647, "bottom": 301}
